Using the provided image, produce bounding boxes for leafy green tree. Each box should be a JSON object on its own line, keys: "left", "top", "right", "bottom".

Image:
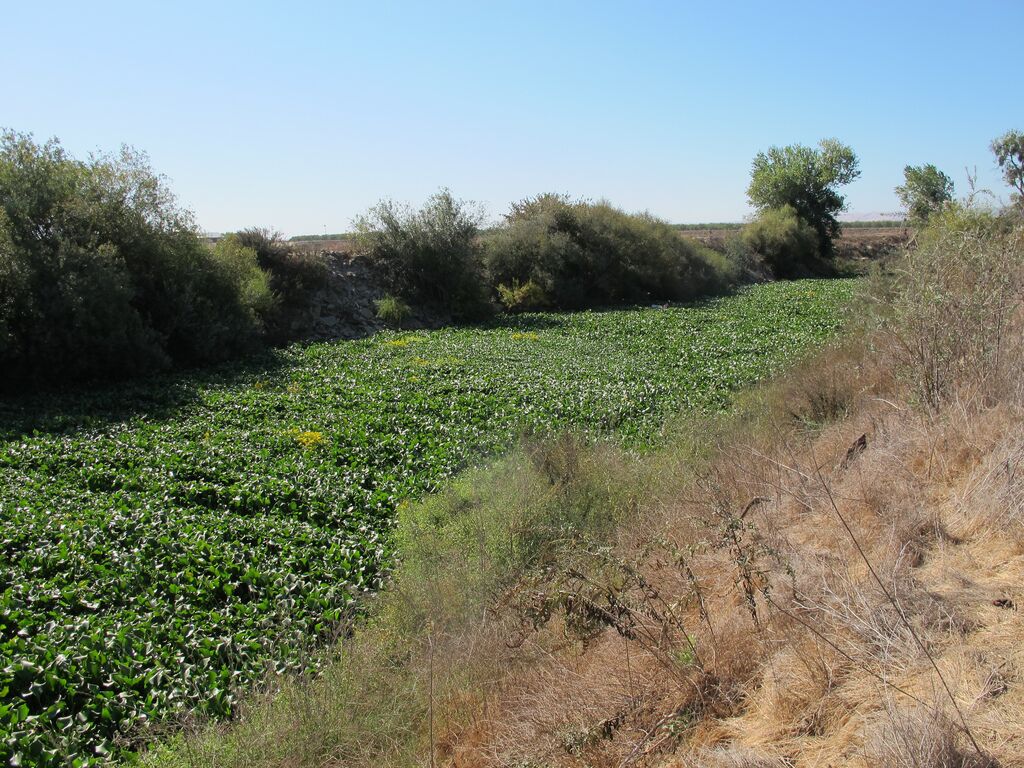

{"left": 991, "top": 130, "right": 1024, "bottom": 203}
{"left": 895, "top": 164, "right": 954, "bottom": 222}
{"left": 0, "top": 129, "right": 270, "bottom": 385}
{"left": 746, "top": 138, "right": 860, "bottom": 256}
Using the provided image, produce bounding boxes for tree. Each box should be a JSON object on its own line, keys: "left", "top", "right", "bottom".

{"left": 0, "top": 129, "right": 270, "bottom": 385}
{"left": 895, "top": 164, "right": 954, "bottom": 222}
{"left": 746, "top": 138, "right": 860, "bottom": 256}
{"left": 991, "top": 130, "right": 1024, "bottom": 203}
{"left": 354, "top": 189, "right": 492, "bottom": 318}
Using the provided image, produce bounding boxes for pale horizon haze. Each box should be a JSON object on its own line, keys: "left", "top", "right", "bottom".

{"left": 4, "top": 0, "right": 1023, "bottom": 236}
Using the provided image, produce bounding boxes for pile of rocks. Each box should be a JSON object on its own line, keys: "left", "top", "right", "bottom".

{"left": 286, "top": 252, "right": 448, "bottom": 342}
{"left": 294, "top": 253, "right": 386, "bottom": 341}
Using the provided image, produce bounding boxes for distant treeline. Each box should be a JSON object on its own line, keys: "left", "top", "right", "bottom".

{"left": 837, "top": 219, "right": 906, "bottom": 229}
{"left": 672, "top": 222, "right": 743, "bottom": 230}
{"left": 672, "top": 220, "right": 905, "bottom": 231}
{"left": 294, "top": 220, "right": 906, "bottom": 241}
{"left": 290, "top": 232, "right": 353, "bottom": 241}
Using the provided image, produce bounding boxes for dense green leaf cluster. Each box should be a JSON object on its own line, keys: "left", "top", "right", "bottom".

{"left": 0, "top": 132, "right": 274, "bottom": 387}
{"left": 484, "top": 194, "right": 738, "bottom": 310}
{"left": 895, "top": 164, "right": 954, "bottom": 223}
{"left": 0, "top": 280, "right": 852, "bottom": 765}
{"left": 746, "top": 138, "right": 860, "bottom": 262}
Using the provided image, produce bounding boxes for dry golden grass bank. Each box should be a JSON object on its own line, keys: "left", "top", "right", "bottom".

{"left": 465, "top": 388, "right": 1024, "bottom": 768}
{"left": 145, "top": 207, "right": 1024, "bottom": 768}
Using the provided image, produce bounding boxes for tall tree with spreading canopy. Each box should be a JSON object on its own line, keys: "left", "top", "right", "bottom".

{"left": 895, "top": 164, "right": 954, "bottom": 222}
{"left": 746, "top": 138, "right": 860, "bottom": 256}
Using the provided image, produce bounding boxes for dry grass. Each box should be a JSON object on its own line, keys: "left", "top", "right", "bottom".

{"left": 453, "top": 395, "right": 1023, "bottom": 768}
{"left": 507, "top": 437, "right": 1006, "bottom": 762}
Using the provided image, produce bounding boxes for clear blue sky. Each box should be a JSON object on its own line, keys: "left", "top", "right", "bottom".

{"left": 5, "top": 1, "right": 1022, "bottom": 235}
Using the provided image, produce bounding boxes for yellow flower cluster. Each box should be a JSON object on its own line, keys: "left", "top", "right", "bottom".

{"left": 385, "top": 335, "right": 426, "bottom": 348}
{"left": 288, "top": 429, "right": 326, "bottom": 449}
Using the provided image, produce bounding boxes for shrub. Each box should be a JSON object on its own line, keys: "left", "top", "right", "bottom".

{"left": 210, "top": 234, "right": 277, "bottom": 324}
{"left": 374, "top": 294, "right": 412, "bottom": 327}
{"left": 234, "top": 226, "right": 292, "bottom": 266}
{"left": 496, "top": 278, "right": 548, "bottom": 312}
{"left": 234, "top": 227, "right": 327, "bottom": 308}
{"left": 723, "top": 232, "right": 765, "bottom": 278}
{"left": 740, "top": 204, "right": 821, "bottom": 278}
{"left": 354, "top": 189, "right": 492, "bottom": 319}
{"left": 484, "top": 194, "right": 737, "bottom": 310}
{"left": 700, "top": 244, "right": 743, "bottom": 286}
{"left": 871, "top": 202, "right": 1024, "bottom": 409}
{"left": 0, "top": 130, "right": 268, "bottom": 386}
{"left": 232, "top": 227, "right": 328, "bottom": 340}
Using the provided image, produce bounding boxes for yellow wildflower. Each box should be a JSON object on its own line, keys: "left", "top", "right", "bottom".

{"left": 289, "top": 429, "right": 326, "bottom": 450}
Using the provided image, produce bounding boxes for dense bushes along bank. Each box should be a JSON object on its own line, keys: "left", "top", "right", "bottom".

{"left": 353, "top": 191, "right": 740, "bottom": 318}
{"left": 0, "top": 133, "right": 335, "bottom": 389}
{"left": 11, "top": 127, "right": 1019, "bottom": 389}
{"left": 0, "top": 132, "right": 268, "bottom": 385}
{"left": 1, "top": 130, "right": 856, "bottom": 389}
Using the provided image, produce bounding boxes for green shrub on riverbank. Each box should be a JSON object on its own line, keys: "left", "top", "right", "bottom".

{"left": 0, "top": 132, "right": 273, "bottom": 387}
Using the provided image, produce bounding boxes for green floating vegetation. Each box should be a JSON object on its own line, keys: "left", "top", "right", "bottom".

{"left": 0, "top": 279, "right": 852, "bottom": 765}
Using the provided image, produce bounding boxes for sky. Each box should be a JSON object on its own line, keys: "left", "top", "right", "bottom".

{"left": 4, "top": 1, "right": 1023, "bottom": 236}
